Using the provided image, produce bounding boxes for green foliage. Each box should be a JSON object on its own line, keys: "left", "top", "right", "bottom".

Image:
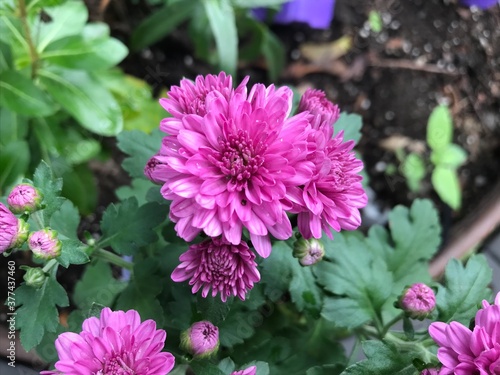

{"left": 426, "top": 105, "right": 452, "bottom": 152}
{"left": 431, "top": 166, "right": 461, "bottom": 210}
{"left": 33, "top": 161, "right": 64, "bottom": 222}
{"left": 0, "top": 139, "right": 29, "bottom": 192}
{"left": 117, "top": 129, "right": 163, "bottom": 179}
{"left": 435, "top": 254, "right": 492, "bottom": 324}
{"left": 401, "top": 153, "right": 425, "bottom": 192}
{"left": 368, "top": 11, "right": 383, "bottom": 33}
{"left": 334, "top": 113, "right": 363, "bottom": 145}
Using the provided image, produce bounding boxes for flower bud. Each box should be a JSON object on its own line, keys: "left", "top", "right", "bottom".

{"left": 7, "top": 183, "right": 43, "bottom": 214}
{"left": 397, "top": 283, "right": 436, "bottom": 320}
{"left": 420, "top": 369, "right": 440, "bottom": 375}
{"left": 1, "top": 203, "right": 29, "bottom": 253}
{"left": 22, "top": 266, "right": 47, "bottom": 288}
{"left": 298, "top": 88, "right": 340, "bottom": 138}
{"left": 180, "top": 321, "right": 219, "bottom": 358}
{"left": 144, "top": 155, "right": 168, "bottom": 185}
{"left": 231, "top": 366, "right": 257, "bottom": 375}
{"left": 28, "top": 228, "right": 62, "bottom": 260}
{"left": 293, "top": 238, "right": 325, "bottom": 266}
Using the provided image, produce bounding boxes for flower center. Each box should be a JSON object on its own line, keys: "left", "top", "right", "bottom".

{"left": 217, "top": 130, "right": 265, "bottom": 192}
{"left": 101, "top": 355, "right": 135, "bottom": 375}
{"left": 188, "top": 95, "right": 207, "bottom": 116}
{"left": 201, "top": 245, "right": 236, "bottom": 286}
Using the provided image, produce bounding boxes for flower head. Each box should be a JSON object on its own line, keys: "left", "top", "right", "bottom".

{"left": 429, "top": 291, "right": 500, "bottom": 374}
{"left": 298, "top": 88, "right": 340, "bottom": 139}
{"left": 397, "top": 283, "right": 436, "bottom": 320}
{"left": 293, "top": 237, "right": 325, "bottom": 266}
{"left": 7, "top": 183, "right": 43, "bottom": 214}
{"left": 181, "top": 321, "right": 219, "bottom": 358}
{"left": 0, "top": 202, "right": 29, "bottom": 253}
{"left": 41, "top": 307, "right": 175, "bottom": 375}
{"left": 231, "top": 366, "right": 257, "bottom": 375}
{"left": 28, "top": 228, "right": 62, "bottom": 260}
{"left": 171, "top": 238, "right": 260, "bottom": 302}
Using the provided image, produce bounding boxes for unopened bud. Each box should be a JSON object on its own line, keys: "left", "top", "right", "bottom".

{"left": 28, "top": 228, "right": 62, "bottom": 260}
{"left": 298, "top": 88, "right": 340, "bottom": 138}
{"left": 293, "top": 238, "right": 325, "bottom": 266}
{"left": 1, "top": 203, "right": 29, "bottom": 253}
{"left": 22, "top": 266, "right": 47, "bottom": 288}
{"left": 231, "top": 366, "right": 257, "bottom": 375}
{"left": 397, "top": 283, "right": 436, "bottom": 320}
{"left": 420, "top": 369, "right": 440, "bottom": 375}
{"left": 7, "top": 183, "right": 43, "bottom": 214}
{"left": 180, "top": 321, "right": 219, "bottom": 358}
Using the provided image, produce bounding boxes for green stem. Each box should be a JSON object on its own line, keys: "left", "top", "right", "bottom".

{"left": 31, "top": 210, "right": 45, "bottom": 230}
{"left": 381, "top": 312, "right": 404, "bottom": 336}
{"left": 42, "top": 259, "right": 57, "bottom": 273}
{"left": 347, "top": 337, "right": 363, "bottom": 366}
{"left": 93, "top": 248, "right": 134, "bottom": 271}
{"left": 18, "top": 0, "right": 39, "bottom": 78}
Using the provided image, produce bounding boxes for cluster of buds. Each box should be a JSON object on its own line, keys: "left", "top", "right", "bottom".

{"left": 396, "top": 283, "right": 436, "bottom": 320}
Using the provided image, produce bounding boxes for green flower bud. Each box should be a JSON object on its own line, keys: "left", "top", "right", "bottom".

{"left": 22, "top": 266, "right": 47, "bottom": 288}
{"left": 293, "top": 238, "right": 325, "bottom": 266}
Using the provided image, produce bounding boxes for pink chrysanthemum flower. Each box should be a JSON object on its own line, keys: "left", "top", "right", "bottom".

{"left": 298, "top": 88, "right": 340, "bottom": 139}
{"left": 429, "top": 292, "right": 500, "bottom": 375}
{"left": 171, "top": 238, "right": 260, "bottom": 301}
{"left": 41, "top": 307, "right": 175, "bottom": 375}
{"left": 152, "top": 76, "right": 315, "bottom": 257}
{"left": 0, "top": 202, "right": 29, "bottom": 253}
{"left": 231, "top": 365, "right": 257, "bottom": 375}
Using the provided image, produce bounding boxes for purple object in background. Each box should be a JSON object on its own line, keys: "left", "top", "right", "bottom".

{"left": 255, "top": 0, "right": 336, "bottom": 29}
{"left": 460, "top": 0, "right": 498, "bottom": 9}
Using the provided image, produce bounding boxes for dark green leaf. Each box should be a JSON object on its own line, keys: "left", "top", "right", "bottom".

{"left": 73, "top": 260, "right": 126, "bottom": 310}
{"left": 115, "top": 178, "right": 154, "bottom": 205}
{"left": 0, "top": 140, "right": 29, "bottom": 192}
{"left": 197, "top": 294, "right": 232, "bottom": 325}
{"left": 100, "top": 197, "right": 168, "bottom": 255}
{"left": 15, "top": 273, "right": 69, "bottom": 351}
{"left": 322, "top": 297, "right": 372, "bottom": 329}
{"left": 334, "top": 112, "right": 363, "bottom": 144}
{"left": 427, "top": 104, "right": 452, "bottom": 151}
{"left": 38, "top": 67, "right": 123, "bottom": 136}
{"left": 117, "top": 129, "right": 163, "bottom": 179}
{"left": 0, "top": 39, "right": 12, "bottom": 72}
{"left": 61, "top": 164, "right": 98, "bottom": 215}
{"left": 57, "top": 239, "right": 89, "bottom": 267}
{"left": 33, "top": 161, "right": 64, "bottom": 222}
{"left": 0, "top": 108, "right": 28, "bottom": 146}
{"left": 218, "top": 309, "right": 256, "bottom": 347}
{"left": 131, "top": 1, "right": 197, "bottom": 51}
{"left": 50, "top": 200, "right": 79, "bottom": 240}
{"left": 436, "top": 254, "right": 492, "bottom": 324}
{"left": 431, "top": 166, "right": 461, "bottom": 210}
{"left": 0, "top": 70, "right": 57, "bottom": 116}
{"left": 203, "top": 0, "right": 238, "bottom": 76}
{"left": 307, "top": 364, "right": 345, "bottom": 375}
{"left": 218, "top": 357, "right": 236, "bottom": 373}
{"left": 190, "top": 360, "right": 226, "bottom": 375}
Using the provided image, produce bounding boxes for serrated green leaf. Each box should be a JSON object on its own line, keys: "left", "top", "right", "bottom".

{"left": 427, "top": 105, "right": 452, "bottom": 151}
{"left": 117, "top": 129, "right": 163, "bottom": 179}
{"left": 322, "top": 297, "right": 373, "bottom": 329}
{"left": 15, "top": 274, "right": 69, "bottom": 351}
{"left": 49, "top": 200, "right": 79, "bottom": 239}
{"left": 341, "top": 341, "right": 418, "bottom": 375}
{"left": 197, "top": 294, "right": 232, "bottom": 325}
{"left": 33, "top": 161, "right": 64, "bottom": 222}
{"left": 218, "top": 310, "right": 256, "bottom": 347}
{"left": 401, "top": 153, "right": 425, "bottom": 192}
{"left": 0, "top": 70, "right": 57, "bottom": 116}
{"left": 430, "top": 143, "right": 467, "bottom": 168}
{"left": 73, "top": 260, "right": 126, "bottom": 310}
{"left": 115, "top": 178, "right": 153, "bottom": 205}
{"left": 431, "top": 166, "right": 461, "bottom": 210}
{"left": 191, "top": 360, "right": 226, "bottom": 375}
{"left": 38, "top": 67, "right": 123, "bottom": 136}
{"left": 203, "top": 0, "right": 238, "bottom": 76}
{"left": 57, "top": 239, "right": 89, "bottom": 267}
{"left": 100, "top": 197, "right": 168, "bottom": 255}
{"left": 334, "top": 112, "right": 363, "bottom": 144}
{"left": 436, "top": 255, "right": 492, "bottom": 324}
{"left": 0, "top": 140, "right": 29, "bottom": 192}
{"left": 131, "top": 0, "right": 197, "bottom": 51}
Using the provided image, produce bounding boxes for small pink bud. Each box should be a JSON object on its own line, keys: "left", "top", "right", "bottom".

{"left": 420, "top": 369, "right": 440, "bottom": 375}
{"left": 293, "top": 238, "right": 325, "bottom": 266}
{"left": 0, "top": 203, "right": 29, "bottom": 253}
{"left": 398, "top": 283, "right": 436, "bottom": 320}
{"left": 181, "top": 321, "right": 219, "bottom": 358}
{"left": 298, "top": 88, "right": 340, "bottom": 138}
{"left": 7, "top": 183, "right": 43, "bottom": 214}
{"left": 28, "top": 228, "right": 62, "bottom": 260}
{"left": 144, "top": 155, "right": 168, "bottom": 184}
{"left": 231, "top": 366, "right": 257, "bottom": 375}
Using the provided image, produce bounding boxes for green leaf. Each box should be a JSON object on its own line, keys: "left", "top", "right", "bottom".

{"left": 261, "top": 27, "right": 285, "bottom": 81}
{"left": 0, "top": 108, "right": 28, "bottom": 146}
{"left": 34, "top": 0, "right": 88, "bottom": 52}
{"left": 190, "top": 360, "right": 226, "bottom": 375}
{"left": 15, "top": 274, "right": 69, "bottom": 351}
{"left": 73, "top": 260, "right": 126, "bottom": 310}
{"left": 57, "top": 239, "right": 89, "bottom": 267}
{"left": 117, "top": 129, "right": 163, "bottom": 179}
{"left": 427, "top": 104, "right": 452, "bottom": 151}
{"left": 0, "top": 140, "right": 29, "bottom": 192}
{"left": 0, "top": 39, "right": 12, "bottom": 72}
{"left": 218, "top": 357, "right": 236, "bottom": 373}
{"left": 203, "top": 0, "right": 238, "bottom": 76}
{"left": 38, "top": 67, "right": 123, "bottom": 136}
{"left": 115, "top": 178, "right": 153, "bottom": 206}
{"left": 33, "top": 161, "right": 64, "bottom": 222}
{"left": 431, "top": 166, "right": 461, "bottom": 210}
{"left": 341, "top": 341, "right": 418, "bottom": 375}
{"left": 334, "top": 112, "right": 363, "bottom": 144}
{"left": 436, "top": 254, "right": 492, "bottom": 324}
{"left": 401, "top": 153, "right": 425, "bottom": 192}
{"left": 131, "top": 0, "right": 197, "bottom": 51}
{"left": 231, "top": 0, "right": 289, "bottom": 7}
{"left": 261, "top": 241, "right": 322, "bottom": 314}
{"left": 307, "top": 364, "right": 345, "bottom": 375}
{"left": 430, "top": 144, "right": 467, "bottom": 168}
{"left": 368, "top": 10, "right": 383, "bottom": 33}
{"left": 197, "top": 294, "right": 232, "bottom": 325}
{"left": 49, "top": 200, "right": 79, "bottom": 239}
{"left": 100, "top": 197, "right": 168, "bottom": 255}
{"left": 61, "top": 164, "right": 98, "bottom": 215}
{"left": 0, "top": 70, "right": 57, "bottom": 116}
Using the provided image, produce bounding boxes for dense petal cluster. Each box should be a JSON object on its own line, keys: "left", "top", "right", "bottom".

{"left": 41, "top": 307, "right": 175, "bottom": 375}
{"left": 171, "top": 238, "right": 260, "bottom": 302}
{"left": 429, "top": 292, "right": 500, "bottom": 374}
{"left": 0, "top": 202, "right": 28, "bottom": 253}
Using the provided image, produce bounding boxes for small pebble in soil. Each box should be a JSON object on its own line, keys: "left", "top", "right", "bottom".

{"left": 385, "top": 111, "right": 395, "bottom": 121}
{"left": 424, "top": 43, "right": 433, "bottom": 53}
{"left": 389, "top": 20, "right": 401, "bottom": 30}
{"left": 361, "top": 99, "right": 371, "bottom": 110}
{"left": 290, "top": 49, "right": 301, "bottom": 60}
{"left": 184, "top": 55, "right": 193, "bottom": 66}
{"left": 375, "top": 161, "right": 387, "bottom": 173}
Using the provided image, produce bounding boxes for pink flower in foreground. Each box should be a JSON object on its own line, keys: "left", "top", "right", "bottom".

{"left": 7, "top": 183, "right": 43, "bottom": 213}
{"left": 0, "top": 202, "right": 29, "bottom": 253}
{"left": 231, "top": 365, "right": 257, "bottom": 375}
{"left": 171, "top": 238, "right": 260, "bottom": 301}
{"left": 429, "top": 292, "right": 500, "bottom": 375}
{"left": 398, "top": 283, "right": 436, "bottom": 320}
{"left": 41, "top": 307, "right": 175, "bottom": 375}
{"left": 152, "top": 75, "right": 315, "bottom": 257}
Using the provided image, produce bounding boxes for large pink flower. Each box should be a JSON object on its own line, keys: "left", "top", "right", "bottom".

{"left": 151, "top": 76, "right": 314, "bottom": 257}
{"left": 41, "top": 308, "right": 175, "bottom": 375}
{"left": 171, "top": 237, "right": 260, "bottom": 301}
{"left": 429, "top": 292, "right": 500, "bottom": 375}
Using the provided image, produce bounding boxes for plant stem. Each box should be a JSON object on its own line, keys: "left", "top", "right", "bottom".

{"left": 42, "top": 259, "right": 57, "bottom": 273}
{"left": 381, "top": 312, "right": 404, "bottom": 336}
{"left": 31, "top": 210, "right": 45, "bottom": 230}
{"left": 93, "top": 248, "right": 134, "bottom": 271}
{"left": 18, "top": 0, "right": 39, "bottom": 78}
